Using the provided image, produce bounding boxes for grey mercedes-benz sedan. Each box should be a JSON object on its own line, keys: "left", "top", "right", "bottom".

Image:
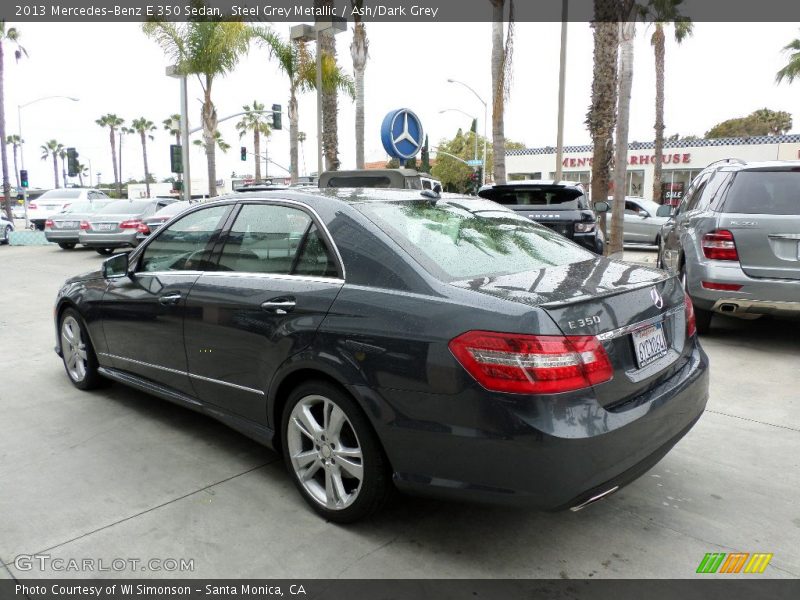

{"left": 78, "top": 198, "right": 176, "bottom": 255}
{"left": 44, "top": 199, "right": 115, "bottom": 249}
{"left": 55, "top": 188, "right": 709, "bottom": 522}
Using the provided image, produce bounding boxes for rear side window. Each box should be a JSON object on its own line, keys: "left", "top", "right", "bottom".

{"left": 480, "top": 187, "right": 588, "bottom": 210}
{"left": 325, "top": 176, "right": 392, "bottom": 188}
{"left": 357, "top": 199, "right": 592, "bottom": 281}
{"left": 97, "top": 200, "right": 152, "bottom": 214}
{"left": 723, "top": 171, "right": 800, "bottom": 215}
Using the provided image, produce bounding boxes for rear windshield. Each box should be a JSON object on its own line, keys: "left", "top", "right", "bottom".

{"left": 325, "top": 176, "right": 393, "bottom": 188}
{"left": 723, "top": 171, "right": 800, "bottom": 215}
{"left": 357, "top": 199, "right": 592, "bottom": 280}
{"left": 479, "top": 186, "right": 589, "bottom": 210}
{"left": 60, "top": 202, "right": 94, "bottom": 214}
{"left": 39, "top": 189, "right": 82, "bottom": 199}
{"left": 154, "top": 202, "right": 190, "bottom": 217}
{"left": 96, "top": 200, "right": 152, "bottom": 214}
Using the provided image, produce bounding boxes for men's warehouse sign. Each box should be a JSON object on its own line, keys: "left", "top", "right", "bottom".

{"left": 561, "top": 153, "right": 692, "bottom": 168}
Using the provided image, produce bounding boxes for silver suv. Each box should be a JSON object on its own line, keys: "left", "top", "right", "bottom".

{"left": 657, "top": 159, "right": 800, "bottom": 333}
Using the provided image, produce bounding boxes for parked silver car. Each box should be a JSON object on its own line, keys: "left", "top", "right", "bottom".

{"left": 27, "top": 188, "right": 111, "bottom": 230}
{"left": 135, "top": 200, "right": 192, "bottom": 243}
{"left": 605, "top": 196, "right": 669, "bottom": 245}
{"left": 78, "top": 198, "right": 176, "bottom": 255}
{"left": 1, "top": 212, "right": 13, "bottom": 244}
{"left": 44, "top": 199, "right": 116, "bottom": 249}
{"left": 658, "top": 159, "right": 800, "bottom": 333}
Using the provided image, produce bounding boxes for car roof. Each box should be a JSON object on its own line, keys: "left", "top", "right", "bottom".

{"left": 709, "top": 160, "right": 800, "bottom": 173}
{"left": 220, "top": 187, "right": 473, "bottom": 206}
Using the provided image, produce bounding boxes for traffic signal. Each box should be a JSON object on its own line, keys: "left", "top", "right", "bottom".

{"left": 170, "top": 144, "right": 183, "bottom": 174}
{"left": 67, "top": 148, "right": 79, "bottom": 177}
{"left": 240, "top": 146, "right": 247, "bottom": 161}
{"left": 272, "top": 104, "right": 282, "bottom": 130}
{"left": 20, "top": 169, "right": 28, "bottom": 188}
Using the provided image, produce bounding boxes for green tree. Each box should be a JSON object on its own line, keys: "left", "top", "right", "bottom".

{"left": 705, "top": 108, "right": 792, "bottom": 138}
{"left": 649, "top": 0, "right": 693, "bottom": 204}
{"left": 95, "top": 114, "right": 125, "bottom": 197}
{"left": 235, "top": 100, "right": 271, "bottom": 182}
{"left": 163, "top": 114, "right": 181, "bottom": 145}
{"left": 131, "top": 118, "right": 157, "bottom": 197}
{"left": 315, "top": 0, "right": 343, "bottom": 171}
{"left": 58, "top": 146, "right": 68, "bottom": 186}
{"left": 143, "top": 15, "right": 250, "bottom": 196}
{"left": 1, "top": 23, "right": 26, "bottom": 220}
{"left": 76, "top": 162, "right": 89, "bottom": 187}
{"left": 40, "top": 139, "right": 63, "bottom": 189}
{"left": 351, "top": 0, "right": 369, "bottom": 169}
{"left": 775, "top": 32, "right": 800, "bottom": 84}
{"left": 6, "top": 134, "right": 23, "bottom": 189}
{"left": 490, "top": 0, "right": 514, "bottom": 184}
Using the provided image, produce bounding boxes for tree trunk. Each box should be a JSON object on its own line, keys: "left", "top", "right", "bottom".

{"left": 61, "top": 155, "right": 67, "bottom": 188}
{"left": 110, "top": 129, "right": 119, "bottom": 197}
{"left": 141, "top": 131, "right": 151, "bottom": 198}
{"left": 0, "top": 40, "right": 12, "bottom": 221}
{"left": 289, "top": 88, "right": 299, "bottom": 184}
{"left": 651, "top": 23, "right": 666, "bottom": 204}
{"left": 587, "top": 2, "right": 620, "bottom": 243}
{"left": 12, "top": 144, "right": 19, "bottom": 189}
{"left": 118, "top": 135, "right": 124, "bottom": 195}
{"left": 52, "top": 153, "right": 59, "bottom": 189}
{"left": 610, "top": 20, "right": 636, "bottom": 257}
{"left": 490, "top": 2, "right": 506, "bottom": 184}
{"left": 351, "top": 21, "right": 368, "bottom": 170}
{"left": 318, "top": 1, "right": 340, "bottom": 171}
{"left": 254, "top": 129, "right": 262, "bottom": 182}
{"left": 202, "top": 78, "right": 218, "bottom": 197}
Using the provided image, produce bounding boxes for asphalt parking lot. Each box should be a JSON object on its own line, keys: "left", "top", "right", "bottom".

{"left": 0, "top": 244, "right": 798, "bottom": 580}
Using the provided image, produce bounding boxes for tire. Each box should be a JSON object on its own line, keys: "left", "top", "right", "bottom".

{"left": 1, "top": 225, "right": 10, "bottom": 244}
{"left": 59, "top": 308, "right": 104, "bottom": 390}
{"left": 95, "top": 248, "right": 114, "bottom": 255}
{"left": 281, "top": 380, "right": 391, "bottom": 523}
{"left": 694, "top": 307, "right": 713, "bottom": 335}
{"left": 58, "top": 242, "right": 76, "bottom": 250}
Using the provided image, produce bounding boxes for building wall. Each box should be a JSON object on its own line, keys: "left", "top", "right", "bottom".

{"left": 506, "top": 135, "right": 800, "bottom": 202}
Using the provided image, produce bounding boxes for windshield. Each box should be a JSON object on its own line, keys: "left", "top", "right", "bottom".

{"left": 479, "top": 186, "right": 588, "bottom": 210}
{"left": 357, "top": 198, "right": 593, "bottom": 281}
{"left": 39, "top": 189, "right": 82, "bottom": 199}
{"left": 59, "top": 201, "right": 94, "bottom": 214}
{"left": 96, "top": 200, "right": 152, "bottom": 214}
{"left": 723, "top": 171, "right": 800, "bottom": 215}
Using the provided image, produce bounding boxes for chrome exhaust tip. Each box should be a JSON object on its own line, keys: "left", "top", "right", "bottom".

{"left": 719, "top": 303, "right": 739, "bottom": 313}
{"left": 570, "top": 485, "right": 620, "bottom": 512}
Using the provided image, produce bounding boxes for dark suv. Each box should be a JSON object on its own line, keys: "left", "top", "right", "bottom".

{"left": 479, "top": 180, "right": 605, "bottom": 254}
{"left": 657, "top": 160, "right": 800, "bottom": 333}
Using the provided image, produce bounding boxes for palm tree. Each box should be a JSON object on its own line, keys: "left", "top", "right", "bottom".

{"left": 40, "top": 140, "right": 63, "bottom": 189}
{"left": 76, "top": 162, "right": 89, "bottom": 187}
{"left": 776, "top": 30, "right": 800, "bottom": 83}
{"left": 235, "top": 101, "right": 271, "bottom": 181}
{"left": 314, "top": 0, "right": 344, "bottom": 171}
{"left": 298, "top": 131, "right": 307, "bottom": 176}
{"left": 119, "top": 126, "right": 134, "bottom": 193}
{"left": 132, "top": 118, "right": 157, "bottom": 197}
{"left": 58, "top": 146, "right": 69, "bottom": 187}
{"left": 95, "top": 114, "right": 124, "bottom": 197}
{"left": 143, "top": 19, "right": 250, "bottom": 197}
{"left": 1, "top": 23, "right": 26, "bottom": 221}
{"left": 193, "top": 131, "right": 230, "bottom": 153}
{"left": 252, "top": 28, "right": 354, "bottom": 183}
{"left": 489, "top": 0, "right": 514, "bottom": 185}
{"left": 163, "top": 113, "right": 181, "bottom": 145}
{"left": 650, "top": 0, "right": 693, "bottom": 204}
{"left": 350, "top": 1, "right": 369, "bottom": 169}
{"left": 6, "top": 134, "right": 23, "bottom": 189}
{"left": 586, "top": 0, "right": 621, "bottom": 219}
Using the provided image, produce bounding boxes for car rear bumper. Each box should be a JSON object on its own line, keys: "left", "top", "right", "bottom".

{"left": 45, "top": 231, "right": 80, "bottom": 243}
{"left": 366, "top": 341, "right": 709, "bottom": 509}
{"left": 78, "top": 231, "right": 139, "bottom": 248}
{"left": 688, "top": 260, "right": 800, "bottom": 316}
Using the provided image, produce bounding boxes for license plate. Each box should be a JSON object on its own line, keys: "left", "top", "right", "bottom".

{"left": 631, "top": 322, "right": 668, "bottom": 369}
{"left": 96, "top": 223, "right": 114, "bottom": 231}
{"left": 60, "top": 221, "right": 77, "bottom": 228}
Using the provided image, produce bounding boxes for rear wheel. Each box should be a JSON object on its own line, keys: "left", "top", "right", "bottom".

{"left": 59, "top": 308, "right": 103, "bottom": 390}
{"left": 58, "top": 242, "right": 76, "bottom": 250}
{"left": 95, "top": 248, "right": 113, "bottom": 255}
{"left": 282, "top": 380, "right": 391, "bottom": 523}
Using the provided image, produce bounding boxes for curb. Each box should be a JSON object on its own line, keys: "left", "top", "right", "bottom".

{"left": 9, "top": 230, "right": 55, "bottom": 246}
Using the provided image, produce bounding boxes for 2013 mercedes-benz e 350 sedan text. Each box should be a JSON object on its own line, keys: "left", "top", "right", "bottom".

{"left": 54, "top": 189, "right": 709, "bottom": 522}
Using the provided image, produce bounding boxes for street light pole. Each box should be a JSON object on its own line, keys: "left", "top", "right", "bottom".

{"left": 555, "top": 0, "right": 569, "bottom": 181}
{"left": 447, "top": 79, "right": 488, "bottom": 185}
{"left": 167, "top": 65, "right": 192, "bottom": 203}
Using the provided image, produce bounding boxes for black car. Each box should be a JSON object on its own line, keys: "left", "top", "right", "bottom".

{"left": 479, "top": 180, "right": 606, "bottom": 254}
{"left": 54, "top": 188, "right": 708, "bottom": 522}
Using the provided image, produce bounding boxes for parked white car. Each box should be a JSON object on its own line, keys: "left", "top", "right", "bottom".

{"left": 27, "top": 189, "right": 111, "bottom": 230}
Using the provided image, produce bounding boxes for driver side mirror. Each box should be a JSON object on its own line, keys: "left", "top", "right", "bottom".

{"left": 638, "top": 210, "right": 649, "bottom": 218}
{"left": 103, "top": 252, "right": 130, "bottom": 279}
{"left": 656, "top": 205, "right": 674, "bottom": 218}
{"left": 593, "top": 201, "right": 610, "bottom": 213}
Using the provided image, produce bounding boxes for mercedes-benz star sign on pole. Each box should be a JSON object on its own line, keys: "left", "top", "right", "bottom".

{"left": 381, "top": 109, "right": 424, "bottom": 161}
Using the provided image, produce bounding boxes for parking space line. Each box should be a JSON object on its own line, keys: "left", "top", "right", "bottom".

{"left": 705, "top": 409, "right": 800, "bottom": 433}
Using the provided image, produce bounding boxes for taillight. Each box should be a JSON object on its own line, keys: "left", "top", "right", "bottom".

{"left": 702, "top": 230, "right": 738, "bottom": 261}
{"left": 448, "top": 331, "right": 613, "bottom": 394}
{"left": 137, "top": 223, "right": 150, "bottom": 234}
{"left": 79, "top": 221, "right": 90, "bottom": 230}
{"left": 119, "top": 219, "right": 143, "bottom": 229}
{"left": 45, "top": 219, "right": 54, "bottom": 229}
{"left": 684, "top": 292, "right": 696, "bottom": 338}
{"left": 701, "top": 281, "right": 742, "bottom": 291}
{"left": 29, "top": 202, "right": 37, "bottom": 210}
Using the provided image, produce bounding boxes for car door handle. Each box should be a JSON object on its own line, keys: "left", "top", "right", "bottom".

{"left": 261, "top": 298, "right": 296, "bottom": 315}
{"left": 158, "top": 293, "right": 182, "bottom": 306}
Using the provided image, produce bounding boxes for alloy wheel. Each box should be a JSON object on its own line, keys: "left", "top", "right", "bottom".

{"left": 286, "top": 394, "right": 364, "bottom": 511}
{"left": 61, "top": 315, "right": 88, "bottom": 383}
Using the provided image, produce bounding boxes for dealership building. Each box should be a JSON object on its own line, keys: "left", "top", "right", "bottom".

{"left": 506, "top": 134, "right": 800, "bottom": 203}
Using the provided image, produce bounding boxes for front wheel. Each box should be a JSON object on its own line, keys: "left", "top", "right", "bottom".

{"left": 58, "top": 242, "right": 76, "bottom": 250}
{"left": 282, "top": 381, "right": 391, "bottom": 523}
{"left": 95, "top": 248, "right": 113, "bottom": 256}
{"left": 59, "top": 308, "right": 104, "bottom": 389}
